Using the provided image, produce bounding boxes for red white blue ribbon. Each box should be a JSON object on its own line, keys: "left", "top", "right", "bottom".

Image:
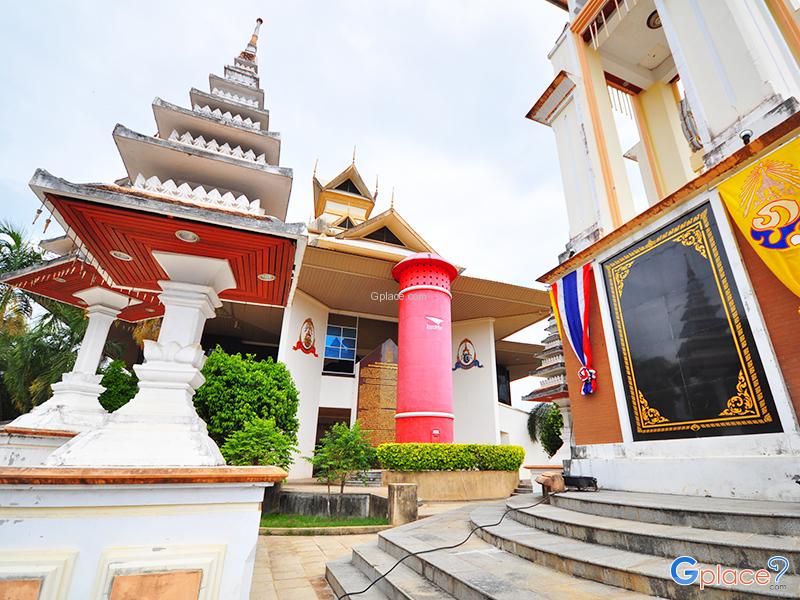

{"left": 550, "top": 263, "right": 596, "bottom": 395}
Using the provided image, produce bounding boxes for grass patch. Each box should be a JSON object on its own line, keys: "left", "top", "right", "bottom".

{"left": 260, "top": 513, "right": 388, "bottom": 528}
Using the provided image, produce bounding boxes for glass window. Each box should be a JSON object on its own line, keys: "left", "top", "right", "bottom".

{"left": 323, "top": 314, "right": 359, "bottom": 375}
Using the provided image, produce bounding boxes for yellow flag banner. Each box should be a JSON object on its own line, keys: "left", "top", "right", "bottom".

{"left": 717, "top": 136, "right": 800, "bottom": 298}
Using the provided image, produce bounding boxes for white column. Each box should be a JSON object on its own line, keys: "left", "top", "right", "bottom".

{"left": 10, "top": 287, "right": 132, "bottom": 432}
{"left": 46, "top": 252, "right": 236, "bottom": 467}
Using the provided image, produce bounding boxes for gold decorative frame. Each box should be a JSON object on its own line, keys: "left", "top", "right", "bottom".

{"left": 604, "top": 207, "right": 774, "bottom": 435}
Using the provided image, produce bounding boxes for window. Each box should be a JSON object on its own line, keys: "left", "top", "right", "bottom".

{"left": 334, "top": 179, "right": 362, "bottom": 196}
{"left": 364, "top": 226, "right": 404, "bottom": 246}
{"left": 323, "top": 314, "right": 359, "bottom": 375}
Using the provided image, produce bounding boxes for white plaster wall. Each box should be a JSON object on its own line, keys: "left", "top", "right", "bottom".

{"left": 451, "top": 319, "right": 500, "bottom": 445}
{"left": 0, "top": 434, "right": 68, "bottom": 467}
{"left": 551, "top": 98, "right": 600, "bottom": 240}
{"left": 277, "top": 290, "right": 328, "bottom": 479}
{"left": 0, "top": 483, "right": 268, "bottom": 599}
{"left": 497, "top": 403, "right": 561, "bottom": 479}
{"left": 318, "top": 375, "right": 357, "bottom": 411}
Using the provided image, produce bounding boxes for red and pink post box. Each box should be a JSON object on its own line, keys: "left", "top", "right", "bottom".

{"left": 391, "top": 253, "right": 458, "bottom": 443}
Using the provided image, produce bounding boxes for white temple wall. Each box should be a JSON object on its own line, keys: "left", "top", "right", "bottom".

{"left": 0, "top": 483, "right": 267, "bottom": 600}
{"left": 278, "top": 290, "right": 329, "bottom": 479}
{"left": 451, "top": 319, "right": 500, "bottom": 446}
{"left": 497, "top": 403, "right": 561, "bottom": 479}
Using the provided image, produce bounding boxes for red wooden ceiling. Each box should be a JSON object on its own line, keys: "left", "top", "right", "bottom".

{"left": 47, "top": 194, "right": 295, "bottom": 306}
{"left": 5, "top": 258, "right": 163, "bottom": 322}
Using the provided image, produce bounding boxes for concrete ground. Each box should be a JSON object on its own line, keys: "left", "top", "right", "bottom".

{"left": 250, "top": 533, "right": 376, "bottom": 600}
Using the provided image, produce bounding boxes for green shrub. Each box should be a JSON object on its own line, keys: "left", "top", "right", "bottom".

{"left": 527, "top": 402, "right": 564, "bottom": 458}
{"left": 376, "top": 443, "right": 524, "bottom": 472}
{"left": 193, "top": 346, "right": 299, "bottom": 446}
{"left": 475, "top": 444, "right": 526, "bottom": 471}
{"left": 306, "top": 421, "right": 376, "bottom": 496}
{"left": 97, "top": 359, "right": 138, "bottom": 412}
{"left": 221, "top": 417, "right": 297, "bottom": 469}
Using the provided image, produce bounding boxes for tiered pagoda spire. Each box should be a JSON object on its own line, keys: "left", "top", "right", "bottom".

{"left": 116, "top": 17, "right": 293, "bottom": 220}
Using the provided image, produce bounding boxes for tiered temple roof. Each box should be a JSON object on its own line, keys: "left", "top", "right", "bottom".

{"left": 116, "top": 18, "right": 293, "bottom": 221}
{"left": 1, "top": 19, "right": 304, "bottom": 318}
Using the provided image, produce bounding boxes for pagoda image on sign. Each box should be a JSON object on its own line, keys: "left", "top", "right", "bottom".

{"left": 0, "top": 18, "right": 304, "bottom": 467}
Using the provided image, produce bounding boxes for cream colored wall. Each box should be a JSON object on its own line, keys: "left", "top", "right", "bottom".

{"left": 278, "top": 290, "right": 329, "bottom": 479}
{"left": 583, "top": 43, "right": 637, "bottom": 228}
{"left": 451, "top": 319, "right": 500, "bottom": 445}
{"left": 637, "top": 81, "right": 695, "bottom": 198}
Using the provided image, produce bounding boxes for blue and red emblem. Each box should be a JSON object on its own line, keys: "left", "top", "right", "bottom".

{"left": 550, "top": 263, "right": 596, "bottom": 395}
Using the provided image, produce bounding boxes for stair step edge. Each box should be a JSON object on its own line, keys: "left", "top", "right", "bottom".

{"left": 470, "top": 507, "right": 800, "bottom": 599}
{"left": 326, "top": 557, "right": 390, "bottom": 600}
{"left": 351, "top": 541, "right": 457, "bottom": 599}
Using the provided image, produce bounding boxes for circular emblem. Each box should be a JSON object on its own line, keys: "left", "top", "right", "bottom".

{"left": 453, "top": 338, "right": 483, "bottom": 370}
{"left": 292, "top": 318, "right": 318, "bottom": 356}
{"left": 300, "top": 318, "right": 315, "bottom": 350}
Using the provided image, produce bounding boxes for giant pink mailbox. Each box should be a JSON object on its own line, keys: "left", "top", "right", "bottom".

{"left": 391, "top": 253, "right": 458, "bottom": 443}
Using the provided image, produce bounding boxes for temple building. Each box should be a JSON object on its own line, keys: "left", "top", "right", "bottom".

{"left": 0, "top": 19, "right": 555, "bottom": 480}
{"left": 531, "top": 0, "right": 800, "bottom": 501}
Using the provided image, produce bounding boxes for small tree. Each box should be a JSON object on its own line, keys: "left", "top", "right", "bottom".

{"left": 193, "top": 346, "right": 300, "bottom": 446}
{"left": 306, "top": 422, "right": 375, "bottom": 514}
{"left": 527, "top": 402, "right": 564, "bottom": 458}
{"left": 221, "top": 417, "right": 297, "bottom": 469}
{"left": 97, "top": 359, "right": 138, "bottom": 412}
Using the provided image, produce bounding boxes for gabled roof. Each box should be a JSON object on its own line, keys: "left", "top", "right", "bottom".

{"left": 313, "top": 162, "right": 375, "bottom": 219}
{"left": 336, "top": 208, "right": 435, "bottom": 253}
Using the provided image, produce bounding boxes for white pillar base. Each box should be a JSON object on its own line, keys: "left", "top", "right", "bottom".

{"left": 8, "top": 373, "right": 107, "bottom": 433}
{"left": 46, "top": 341, "right": 224, "bottom": 467}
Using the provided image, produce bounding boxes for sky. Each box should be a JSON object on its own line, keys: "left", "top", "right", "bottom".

{"left": 0, "top": 1, "right": 572, "bottom": 402}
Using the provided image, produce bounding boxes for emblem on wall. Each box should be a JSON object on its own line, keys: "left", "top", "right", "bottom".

{"left": 453, "top": 338, "right": 483, "bottom": 371}
{"left": 292, "top": 318, "right": 318, "bottom": 356}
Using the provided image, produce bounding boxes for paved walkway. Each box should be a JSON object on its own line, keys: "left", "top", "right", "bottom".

{"left": 250, "top": 533, "right": 377, "bottom": 599}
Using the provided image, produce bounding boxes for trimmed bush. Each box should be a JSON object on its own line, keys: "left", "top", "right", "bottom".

{"left": 221, "top": 417, "right": 297, "bottom": 469}
{"left": 193, "top": 346, "right": 299, "bottom": 446}
{"left": 97, "top": 359, "right": 138, "bottom": 412}
{"left": 376, "top": 443, "right": 524, "bottom": 472}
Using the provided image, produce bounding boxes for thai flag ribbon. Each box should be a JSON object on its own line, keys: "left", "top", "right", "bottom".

{"left": 550, "top": 263, "right": 596, "bottom": 395}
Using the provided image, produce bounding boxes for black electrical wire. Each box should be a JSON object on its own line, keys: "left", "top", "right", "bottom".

{"left": 336, "top": 493, "right": 553, "bottom": 599}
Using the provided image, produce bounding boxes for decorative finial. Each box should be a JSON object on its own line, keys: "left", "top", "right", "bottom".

{"left": 374, "top": 175, "right": 379, "bottom": 200}
{"left": 390, "top": 187, "right": 395, "bottom": 209}
{"left": 352, "top": 146, "right": 357, "bottom": 164}
{"left": 313, "top": 158, "right": 318, "bottom": 177}
{"left": 239, "top": 17, "right": 263, "bottom": 61}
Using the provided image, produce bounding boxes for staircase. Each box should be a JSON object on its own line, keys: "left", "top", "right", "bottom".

{"left": 511, "top": 478, "right": 533, "bottom": 496}
{"left": 326, "top": 490, "right": 800, "bottom": 599}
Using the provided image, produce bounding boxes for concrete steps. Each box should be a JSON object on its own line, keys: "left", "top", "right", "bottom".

{"left": 508, "top": 499, "right": 800, "bottom": 573}
{"left": 327, "top": 491, "right": 800, "bottom": 599}
{"left": 552, "top": 490, "right": 800, "bottom": 535}
{"left": 351, "top": 541, "right": 456, "bottom": 599}
{"left": 471, "top": 503, "right": 800, "bottom": 599}
{"left": 511, "top": 479, "right": 533, "bottom": 496}
{"left": 326, "top": 557, "right": 389, "bottom": 599}
{"left": 327, "top": 507, "right": 657, "bottom": 600}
